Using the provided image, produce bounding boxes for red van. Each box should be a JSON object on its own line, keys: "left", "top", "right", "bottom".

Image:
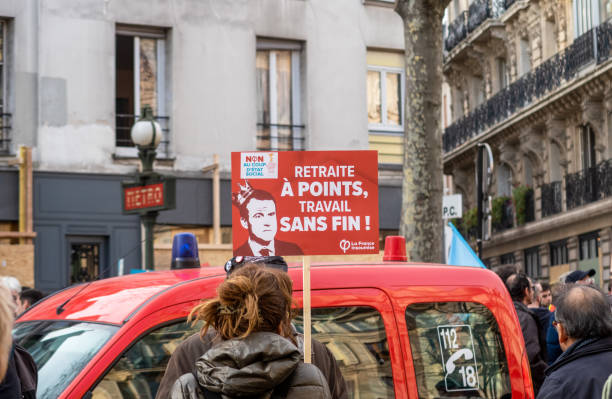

{"left": 15, "top": 263, "right": 533, "bottom": 398}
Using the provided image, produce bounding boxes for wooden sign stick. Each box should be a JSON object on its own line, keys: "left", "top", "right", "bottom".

{"left": 303, "top": 255, "right": 312, "bottom": 363}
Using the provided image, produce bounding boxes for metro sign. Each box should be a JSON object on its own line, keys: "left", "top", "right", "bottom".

{"left": 122, "top": 178, "right": 176, "bottom": 214}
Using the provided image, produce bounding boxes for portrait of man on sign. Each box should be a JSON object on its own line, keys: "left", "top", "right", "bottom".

{"left": 232, "top": 181, "right": 303, "bottom": 256}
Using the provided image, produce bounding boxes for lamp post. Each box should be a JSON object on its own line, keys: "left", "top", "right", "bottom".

{"left": 131, "top": 105, "right": 162, "bottom": 270}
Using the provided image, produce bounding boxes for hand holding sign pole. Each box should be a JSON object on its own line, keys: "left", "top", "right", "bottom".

{"left": 231, "top": 151, "right": 379, "bottom": 363}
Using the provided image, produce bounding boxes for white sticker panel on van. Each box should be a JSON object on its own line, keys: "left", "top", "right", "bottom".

{"left": 436, "top": 324, "right": 480, "bottom": 392}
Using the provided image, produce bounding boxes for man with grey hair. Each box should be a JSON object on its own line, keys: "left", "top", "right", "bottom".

{"left": 537, "top": 284, "right": 612, "bottom": 398}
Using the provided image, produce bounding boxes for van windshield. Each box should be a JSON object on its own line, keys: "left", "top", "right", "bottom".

{"left": 14, "top": 320, "right": 119, "bottom": 398}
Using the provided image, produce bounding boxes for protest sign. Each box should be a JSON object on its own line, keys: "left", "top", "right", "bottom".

{"left": 231, "top": 150, "right": 379, "bottom": 256}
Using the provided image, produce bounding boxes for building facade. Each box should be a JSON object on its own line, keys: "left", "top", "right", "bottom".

{"left": 443, "top": 0, "right": 612, "bottom": 287}
{"left": 0, "top": 0, "right": 406, "bottom": 292}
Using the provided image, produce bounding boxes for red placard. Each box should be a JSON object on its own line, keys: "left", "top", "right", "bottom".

{"left": 231, "top": 151, "right": 379, "bottom": 256}
{"left": 124, "top": 183, "right": 164, "bottom": 211}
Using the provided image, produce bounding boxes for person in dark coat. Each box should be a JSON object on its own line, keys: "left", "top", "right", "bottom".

{"left": 171, "top": 265, "right": 330, "bottom": 399}
{"left": 546, "top": 269, "right": 597, "bottom": 364}
{"left": 537, "top": 284, "right": 612, "bottom": 399}
{"left": 157, "top": 256, "right": 347, "bottom": 399}
{"left": 506, "top": 272, "right": 548, "bottom": 395}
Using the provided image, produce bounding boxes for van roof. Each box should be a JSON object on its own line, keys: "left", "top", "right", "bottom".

{"left": 18, "top": 263, "right": 504, "bottom": 326}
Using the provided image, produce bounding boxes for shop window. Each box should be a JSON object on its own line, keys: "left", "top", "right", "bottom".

{"left": 405, "top": 302, "right": 511, "bottom": 398}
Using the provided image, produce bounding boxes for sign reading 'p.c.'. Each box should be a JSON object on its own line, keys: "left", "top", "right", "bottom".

{"left": 231, "top": 151, "right": 380, "bottom": 256}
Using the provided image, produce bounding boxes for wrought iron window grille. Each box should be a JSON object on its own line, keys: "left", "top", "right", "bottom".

{"left": 0, "top": 113, "right": 12, "bottom": 155}
{"left": 256, "top": 123, "right": 305, "bottom": 151}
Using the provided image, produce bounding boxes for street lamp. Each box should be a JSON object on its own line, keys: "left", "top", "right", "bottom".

{"left": 131, "top": 105, "right": 162, "bottom": 270}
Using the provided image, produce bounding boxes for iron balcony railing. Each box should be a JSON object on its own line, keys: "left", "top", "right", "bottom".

{"left": 444, "top": 22, "right": 612, "bottom": 153}
{"left": 0, "top": 113, "right": 12, "bottom": 155}
{"left": 566, "top": 159, "right": 612, "bottom": 210}
{"left": 445, "top": 0, "right": 505, "bottom": 52}
{"left": 116, "top": 114, "right": 170, "bottom": 158}
{"left": 256, "top": 123, "right": 305, "bottom": 151}
{"left": 541, "top": 180, "right": 562, "bottom": 217}
{"left": 445, "top": 11, "right": 468, "bottom": 52}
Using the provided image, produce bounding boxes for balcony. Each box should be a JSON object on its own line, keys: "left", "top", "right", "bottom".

{"left": 0, "top": 113, "right": 12, "bottom": 154}
{"left": 566, "top": 160, "right": 612, "bottom": 210}
{"left": 445, "top": 11, "right": 468, "bottom": 52}
{"left": 445, "top": 0, "right": 505, "bottom": 53}
{"left": 116, "top": 113, "right": 170, "bottom": 158}
{"left": 443, "top": 22, "right": 612, "bottom": 153}
{"left": 541, "top": 181, "right": 562, "bottom": 217}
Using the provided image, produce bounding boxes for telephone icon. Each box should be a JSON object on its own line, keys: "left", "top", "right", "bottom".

{"left": 445, "top": 348, "right": 473, "bottom": 375}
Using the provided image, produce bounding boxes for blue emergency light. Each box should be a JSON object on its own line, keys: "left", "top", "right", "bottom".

{"left": 171, "top": 233, "right": 201, "bottom": 269}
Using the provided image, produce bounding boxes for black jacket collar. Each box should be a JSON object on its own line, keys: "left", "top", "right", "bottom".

{"left": 545, "top": 336, "right": 612, "bottom": 376}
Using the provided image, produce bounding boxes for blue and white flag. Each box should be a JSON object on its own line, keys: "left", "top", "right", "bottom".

{"left": 445, "top": 222, "right": 486, "bottom": 268}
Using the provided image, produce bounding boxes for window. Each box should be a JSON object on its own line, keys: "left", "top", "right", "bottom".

{"left": 14, "top": 321, "right": 119, "bottom": 399}
{"left": 524, "top": 247, "right": 541, "bottom": 278}
{"left": 550, "top": 240, "right": 569, "bottom": 265}
{"left": 115, "top": 26, "right": 169, "bottom": 157}
{"left": 574, "top": 0, "right": 596, "bottom": 36}
{"left": 519, "top": 39, "right": 531, "bottom": 76}
{"left": 500, "top": 252, "right": 515, "bottom": 265}
{"left": 92, "top": 320, "right": 201, "bottom": 398}
{"left": 405, "top": 302, "right": 511, "bottom": 398}
{"left": 542, "top": 19, "right": 558, "bottom": 60}
{"left": 295, "top": 306, "right": 394, "bottom": 398}
{"left": 496, "top": 163, "right": 512, "bottom": 197}
{"left": 256, "top": 39, "right": 304, "bottom": 151}
{"left": 579, "top": 232, "right": 599, "bottom": 260}
{"left": 367, "top": 64, "right": 404, "bottom": 132}
{"left": 367, "top": 50, "right": 405, "bottom": 165}
{"left": 581, "top": 124, "right": 596, "bottom": 170}
{"left": 0, "top": 20, "right": 9, "bottom": 154}
{"left": 497, "top": 58, "right": 508, "bottom": 91}
{"left": 602, "top": 0, "right": 612, "bottom": 21}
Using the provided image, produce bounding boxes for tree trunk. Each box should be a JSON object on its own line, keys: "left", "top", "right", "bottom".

{"left": 395, "top": 0, "right": 449, "bottom": 263}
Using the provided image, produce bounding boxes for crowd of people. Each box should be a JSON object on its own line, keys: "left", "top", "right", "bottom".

{"left": 497, "top": 265, "right": 612, "bottom": 398}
